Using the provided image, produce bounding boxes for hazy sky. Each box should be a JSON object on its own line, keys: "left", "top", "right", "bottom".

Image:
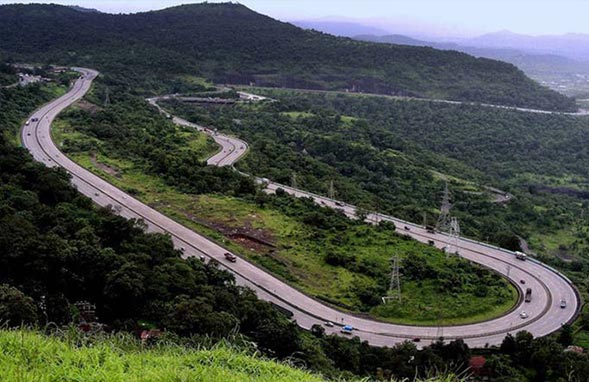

{"left": 2, "top": 0, "right": 588, "bottom": 37}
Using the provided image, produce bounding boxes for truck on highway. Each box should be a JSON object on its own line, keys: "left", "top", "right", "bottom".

{"left": 525, "top": 288, "right": 532, "bottom": 303}
{"left": 515, "top": 251, "right": 527, "bottom": 261}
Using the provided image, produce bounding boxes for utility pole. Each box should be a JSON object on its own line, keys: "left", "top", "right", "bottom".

{"left": 382, "top": 254, "right": 401, "bottom": 303}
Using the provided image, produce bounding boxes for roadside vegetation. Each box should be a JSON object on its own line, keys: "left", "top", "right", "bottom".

{"left": 54, "top": 78, "right": 517, "bottom": 326}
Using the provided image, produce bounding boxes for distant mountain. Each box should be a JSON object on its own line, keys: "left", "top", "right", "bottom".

{"left": 356, "top": 34, "right": 589, "bottom": 95}
{"left": 292, "top": 20, "right": 389, "bottom": 37}
{"left": 466, "top": 31, "right": 589, "bottom": 61}
{"left": 68, "top": 5, "right": 100, "bottom": 13}
{"left": 0, "top": 3, "right": 576, "bottom": 111}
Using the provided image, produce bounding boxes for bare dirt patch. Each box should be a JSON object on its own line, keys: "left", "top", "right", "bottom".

{"left": 90, "top": 152, "right": 120, "bottom": 177}
{"left": 76, "top": 100, "right": 102, "bottom": 114}
{"left": 179, "top": 208, "right": 277, "bottom": 254}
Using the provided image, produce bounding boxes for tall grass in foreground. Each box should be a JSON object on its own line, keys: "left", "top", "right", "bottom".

{"left": 0, "top": 329, "right": 466, "bottom": 382}
{"left": 0, "top": 329, "right": 324, "bottom": 382}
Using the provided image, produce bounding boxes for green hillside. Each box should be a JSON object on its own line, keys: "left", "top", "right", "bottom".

{"left": 0, "top": 3, "right": 576, "bottom": 111}
{"left": 0, "top": 330, "right": 324, "bottom": 382}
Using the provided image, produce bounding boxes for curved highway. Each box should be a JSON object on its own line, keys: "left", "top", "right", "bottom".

{"left": 147, "top": 96, "right": 248, "bottom": 167}
{"left": 23, "top": 68, "right": 579, "bottom": 348}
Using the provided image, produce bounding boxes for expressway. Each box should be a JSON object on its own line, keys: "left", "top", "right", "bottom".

{"left": 147, "top": 96, "right": 248, "bottom": 167}
{"left": 228, "top": 85, "right": 589, "bottom": 116}
{"left": 22, "top": 68, "right": 579, "bottom": 348}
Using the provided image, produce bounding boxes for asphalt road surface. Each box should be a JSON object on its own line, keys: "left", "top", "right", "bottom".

{"left": 23, "top": 68, "right": 579, "bottom": 348}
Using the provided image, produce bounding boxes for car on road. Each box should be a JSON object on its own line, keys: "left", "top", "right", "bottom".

{"left": 324, "top": 321, "right": 334, "bottom": 327}
{"left": 428, "top": 240, "right": 435, "bottom": 246}
{"left": 27, "top": 133, "right": 31, "bottom": 136}
{"left": 340, "top": 325, "right": 354, "bottom": 334}
{"left": 335, "top": 201, "right": 344, "bottom": 207}
{"left": 520, "top": 279, "right": 526, "bottom": 284}
{"left": 25, "top": 120, "right": 30, "bottom": 126}
{"left": 31, "top": 117, "right": 39, "bottom": 122}
{"left": 520, "top": 311, "right": 528, "bottom": 319}
{"left": 412, "top": 337, "right": 421, "bottom": 342}
{"left": 404, "top": 226, "right": 411, "bottom": 231}
{"left": 224, "top": 252, "right": 237, "bottom": 262}
{"left": 560, "top": 299, "right": 567, "bottom": 308}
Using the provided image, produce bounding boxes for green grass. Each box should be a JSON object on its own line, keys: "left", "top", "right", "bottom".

{"left": 0, "top": 330, "right": 324, "bottom": 382}
{"left": 281, "top": 111, "right": 316, "bottom": 118}
{"left": 53, "top": 116, "right": 518, "bottom": 326}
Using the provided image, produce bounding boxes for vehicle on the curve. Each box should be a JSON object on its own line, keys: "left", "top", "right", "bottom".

{"left": 412, "top": 337, "right": 421, "bottom": 342}
{"left": 31, "top": 117, "right": 39, "bottom": 122}
{"left": 27, "top": 133, "right": 31, "bottom": 136}
{"left": 428, "top": 240, "right": 435, "bottom": 246}
{"left": 335, "top": 201, "right": 344, "bottom": 207}
{"left": 525, "top": 288, "right": 532, "bottom": 303}
{"left": 520, "top": 311, "right": 528, "bottom": 319}
{"left": 560, "top": 299, "right": 567, "bottom": 309}
{"left": 404, "top": 226, "right": 411, "bottom": 231}
{"left": 25, "top": 120, "right": 30, "bottom": 126}
{"left": 224, "top": 252, "right": 237, "bottom": 262}
{"left": 324, "top": 321, "right": 334, "bottom": 327}
{"left": 515, "top": 251, "right": 527, "bottom": 261}
{"left": 199, "top": 255, "right": 206, "bottom": 262}
{"left": 340, "top": 325, "right": 354, "bottom": 334}
{"left": 520, "top": 279, "right": 526, "bottom": 284}
{"left": 180, "top": 247, "right": 185, "bottom": 252}
{"left": 426, "top": 225, "right": 436, "bottom": 234}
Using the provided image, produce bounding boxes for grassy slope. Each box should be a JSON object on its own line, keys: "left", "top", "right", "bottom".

{"left": 0, "top": 330, "right": 324, "bottom": 382}
{"left": 53, "top": 108, "right": 517, "bottom": 326}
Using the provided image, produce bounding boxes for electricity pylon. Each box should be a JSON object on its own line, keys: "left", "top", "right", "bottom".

{"left": 328, "top": 180, "right": 336, "bottom": 200}
{"left": 291, "top": 172, "right": 298, "bottom": 189}
{"left": 382, "top": 254, "right": 401, "bottom": 303}
{"left": 436, "top": 183, "right": 452, "bottom": 233}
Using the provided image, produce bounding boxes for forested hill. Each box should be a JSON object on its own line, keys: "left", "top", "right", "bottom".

{"left": 0, "top": 3, "right": 576, "bottom": 111}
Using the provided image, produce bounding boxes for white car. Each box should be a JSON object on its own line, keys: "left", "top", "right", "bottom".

{"left": 520, "top": 311, "right": 528, "bottom": 319}
{"left": 324, "top": 321, "right": 334, "bottom": 327}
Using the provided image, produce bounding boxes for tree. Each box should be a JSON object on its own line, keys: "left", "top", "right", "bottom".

{"left": 557, "top": 324, "right": 574, "bottom": 347}
{"left": 0, "top": 284, "right": 38, "bottom": 326}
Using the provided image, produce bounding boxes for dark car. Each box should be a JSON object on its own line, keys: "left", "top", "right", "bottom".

{"left": 224, "top": 252, "right": 237, "bottom": 262}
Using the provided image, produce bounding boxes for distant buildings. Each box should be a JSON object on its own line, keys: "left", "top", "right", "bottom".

{"left": 17, "top": 73, "right": 46, "bottom": 87}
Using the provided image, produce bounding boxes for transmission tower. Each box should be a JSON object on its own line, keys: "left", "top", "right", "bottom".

{"left": 436, "top": 183, "right": 453, "bottom": 232}
{"left": 291, "top": 172, "right": 298, "bottom": 189}
{"left": 447, "top": 217, "right": 461, "bottom": 257}
{"left": 104, "top": 88, "right": 110, "bottom": 107}
{"left": 328, "top": 180, "right": 336, "bottom": 200}
{"left": 382, "top": 254, "right": 401, "bottom": 303}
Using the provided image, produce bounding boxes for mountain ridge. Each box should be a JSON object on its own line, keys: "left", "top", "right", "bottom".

{"left": 0, "top": 2, "right": 576, "bottom": 111}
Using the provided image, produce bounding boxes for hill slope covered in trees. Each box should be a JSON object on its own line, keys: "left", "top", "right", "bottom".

{"left": 0, "top": 2, "right": 575, "bottom": 111}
